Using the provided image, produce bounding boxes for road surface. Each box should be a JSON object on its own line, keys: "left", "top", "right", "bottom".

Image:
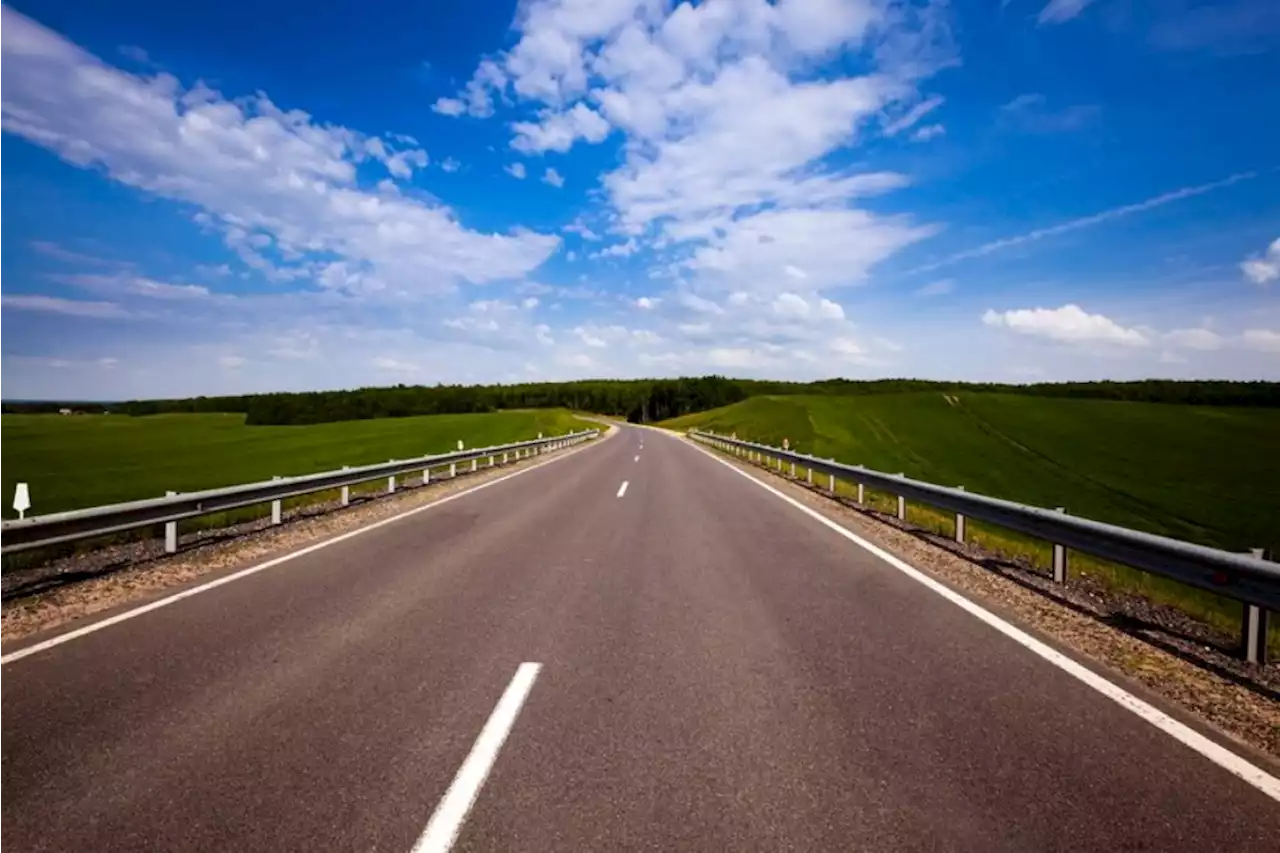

{"left": 4, "top": 425, "right": 1278, "bottom": 851}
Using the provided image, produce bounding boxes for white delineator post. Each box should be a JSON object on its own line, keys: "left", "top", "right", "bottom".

{"left": 387, "top": 463, "right": 397, "bottom": 494}
{"left": 271, "top": 477, "right": 283, "bottom": 525}
{"left": 954, "top": 486, "right": 967, "bottom": 543}
{"left": 1243, "top": 548, "right": 1269, "bottom": 665}
{"left": 1052, "top": 507, "right": 1068, "bottom": 583}
{"left": 165, "top": 490, "right": 178, "bottom": 553}
{"left": 450, "top": 462, "right": 457, "bottom": 478}
{"left": 341, "top": 466, "right": 351, "bottom": 506}
{"left": 423, "top": 467, "right": 431, "bottom": 486}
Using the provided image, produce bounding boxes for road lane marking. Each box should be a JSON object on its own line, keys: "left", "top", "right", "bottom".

{"left": 616, "top": 481, "right": 629, "bottom": 498}
{"left": 412, "top": 662, "right": 541, "bottom": 853}
{"left": 634, "top": 455, "right": 640, "bottom": 462}
{"left": 685, "top": 440, "right": 1280, "bottom": 803}
{"left": 2, "top": 440, "right": 604, "bottom": 666}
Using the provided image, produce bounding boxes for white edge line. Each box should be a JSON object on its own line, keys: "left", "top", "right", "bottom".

{"left": 2, "top": 442, "right": 600, "bottom": 666}
{"left": 685, "top": 439, "right": 1280, "bottom": 802}
{"left": 412, "top": 661, "right": 541, "bottom": 853}
{"left": 616, "top": 480, "right": 629, "bottom": 498}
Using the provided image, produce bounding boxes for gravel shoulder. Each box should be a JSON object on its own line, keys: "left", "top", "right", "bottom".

{"left": 695, "top": 439, "right": 1280, "bottom": 763}
{"left": 2, "top": 430, "right": 614, "bottom": 644}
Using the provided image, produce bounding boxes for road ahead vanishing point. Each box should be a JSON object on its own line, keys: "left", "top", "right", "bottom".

{"left": 3, "top": 426, "right": 1278, "bottom": 852}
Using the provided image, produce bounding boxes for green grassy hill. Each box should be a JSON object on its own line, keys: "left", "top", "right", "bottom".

{"left": 2, "top": 408, "right": 590, "bottom": 518}
{"left": 663, "top": 393, "right": 1280, "bottom": 557}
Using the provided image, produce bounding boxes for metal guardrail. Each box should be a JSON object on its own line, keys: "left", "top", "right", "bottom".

{"left": 1, "top": 429, "right": 599, "bottom": 555}
{"left": 691, "top": 430, "right": 1278, "bottom": 664}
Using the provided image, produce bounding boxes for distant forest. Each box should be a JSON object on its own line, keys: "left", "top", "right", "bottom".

{"left": 5, "top": 378, "right": 1280, "bottom": 425}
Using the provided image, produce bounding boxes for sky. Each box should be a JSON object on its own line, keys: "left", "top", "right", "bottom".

{"left": 2, "top": 0, "right": 1278, "bottom": 400}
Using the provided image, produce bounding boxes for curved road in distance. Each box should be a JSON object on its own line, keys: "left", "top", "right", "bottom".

{"left": 3, "top": 424, "right": 1278, "bottom": 851}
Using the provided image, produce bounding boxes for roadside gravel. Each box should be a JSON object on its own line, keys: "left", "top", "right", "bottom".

{"left": 702, "top": 442, "right": 1280, "bottom": 762}
{"left": 2, "top": 432, "right": 611, "bottom": 643}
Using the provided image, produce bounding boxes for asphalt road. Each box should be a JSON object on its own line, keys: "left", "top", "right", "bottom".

{"left": 3, "top": 425, "right": 1278, "bottom": 852}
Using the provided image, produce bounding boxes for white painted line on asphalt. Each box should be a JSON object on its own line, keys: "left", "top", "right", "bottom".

{"left": 634, "top": 455, "right": 640, "bottom": 463}
{"left": 2, "top": 440, "right": 604, "bottom": 666}
{"left": 412, "top": 662, "right": 541, "bottom": 853}
{"left": 685, "top": 440, "right": 1280, "bottom": 803}
{"left": 616, "top": 480, "right": 629, "bottom": 498}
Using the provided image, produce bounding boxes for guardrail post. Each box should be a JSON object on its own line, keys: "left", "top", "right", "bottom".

{"left": 450, "top": 462, "right": 457, "bottom": 478}
{"left": 1243, "top": 548, "right": 1269, "bottom": 665}
{"left": 271, "top": 477, "right": 283, "bottom": 524}
{"left": 489, "top": 455, "right": 495, "bottom": 467}
{"left": 790, "top": 461, "right": 796, "bottom": 477}
{"left": 471, "top": 458, "right": 478, "bottom": 472}
{"left": 1052, "top": 508, "right": 1068, "bottom": 583}
{"left": 165, "top": 490, "right": 178, "bottom": 553}
{"left": 422, "top": 467, "right": 431, "bottom": 486}
{"left": 387, "top": 465, "right": 396, "bottom": 494}
{"left": 341, "top": 467, "right": 350, "bottom": 506}
{"left": 954, "top": 486, "right": 966, "bottom": 543}
{"left": 503, "top": 452, "right": 508, "bottom": 464}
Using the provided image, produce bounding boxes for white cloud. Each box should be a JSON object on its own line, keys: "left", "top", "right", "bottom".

{"left": 542, "top": 166, "right": 565, "bottom": 187}
{"left": 1164, "top": 327, "right": 1224, "bottom": 351}
{"left": 1240, "top": 237, "right": 1280, "bottom": 285}
{"left": 505, "top": 162, "right": 528, "bottom": 179}
{"left": 535, "top": 323, "right": 555, "bottom": 345}
{"left": 511, "top": 103, "right": 610, "bottom": 154}
{"left": 883, "top": 95, "right": 943, "bottom": 136}
{"left": 1242, "top": 329, "right": 1280, "bottom": 353}
{"left": 773, "top": 292, "right": 811, "bottom": 318}
{"left": 2, "top": 293, "right": 131, "bottom": 318}
{"left": 372, "top": 356, "right": 419, "bottom": 372}
{"left": 440, "top": 157, "right": 462, "bottom": 173}
{"left": 784, "top": 265, "right": 808, "bottom": 280}
{"left": 565, "top": 250, "right": 577, "bottom": 261}
{"left": 596, "top": 238, "right": 638, "bottom": 258}
{"left": 0, "top": 8, "right": 558, "bottom": 297}
{"left": 1038, "top": 0, "right": 1097, "bottom": 26}
{"left": 574, "top": 326, "right": 608, "bottom": 348}
{"left": 816, "top": 297, "right": 845, "bottom": 320}
{"left": 634, "top": 296, "right": 658, "bottom": 309}
{"left": 432, "top": 97, "right": 466, "bottom": 117}
{"left": 982, "top": 304, "right": 1150, "bottom": 347}
{"left": 218, "top": 354, "right": 247, "bottom": 369}
{"left": 912, "top": 123, "right": 944, "bottom": 141}
{"left": 563, "top": 218, "right": 601, "bottom": 240}
{"left": 915, "top": 278, "right": 954, "bottom": 297}
{"left": 443, "top": 0, "right": 944, "bottom": 302}
{"left": 522, "top": 296, "right": 540, "bottom": 309}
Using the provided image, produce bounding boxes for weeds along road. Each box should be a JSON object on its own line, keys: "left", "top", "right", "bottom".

{"left": 3, "top": 425, "right": 1278, "bottom": 852}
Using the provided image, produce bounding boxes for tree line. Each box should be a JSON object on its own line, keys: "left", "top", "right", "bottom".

{"left": 4, "top": 377, "right": 1279, "bottom": 424}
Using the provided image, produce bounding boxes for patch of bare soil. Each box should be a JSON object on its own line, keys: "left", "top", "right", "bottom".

{"left": 708, "top": 445, "right": 1280, "bottom": 762}
{"left": 2, "top": 433, "right": 611, "bottom": 643}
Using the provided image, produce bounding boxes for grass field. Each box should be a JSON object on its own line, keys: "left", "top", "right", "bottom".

{"left": 663, "top": 393, "right": 1280, "bottom": 643}
{"left": 2, "top": 408, "right": 592, "bottom": 519}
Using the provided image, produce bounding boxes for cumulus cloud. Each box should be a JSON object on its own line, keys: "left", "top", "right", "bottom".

{"left": 982, "top": 304, "right": 1149, "bottom": 347}
{"left": 1240, "top": 237, "right": 1280, "bottom": 285}
{"left": 912, "top": 123, "right": 944, "bottom": 141}
{"left": 511, "top": 103, "right": 610, "bottom": 153}
{"left": 1164, "top": 327, "right": 1224, "bottom": 351}
{"left": 542, "top": 166, "right": 565, "bottom": 187}
{"left": 445, "top": 0, "right": 945, "bottom": 300}
{"left": 505, "top": 162, "right": 528, "bottom": 179}
{"left": 0, "top": 8, "right": 558, "bottom": 297}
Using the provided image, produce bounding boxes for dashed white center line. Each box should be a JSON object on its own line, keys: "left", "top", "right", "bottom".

{"left": 634, "top": 455, "right": 640, "bottom": 462}
{"left": 616, "top": 480, "right": 629, "bottom": 498}
{"left": 412, "top": 662, "right": 542, "bottom": 853}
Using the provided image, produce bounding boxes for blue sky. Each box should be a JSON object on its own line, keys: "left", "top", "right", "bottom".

{"left": 2, "top": 0, "right": 1278, "bottom": 399}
